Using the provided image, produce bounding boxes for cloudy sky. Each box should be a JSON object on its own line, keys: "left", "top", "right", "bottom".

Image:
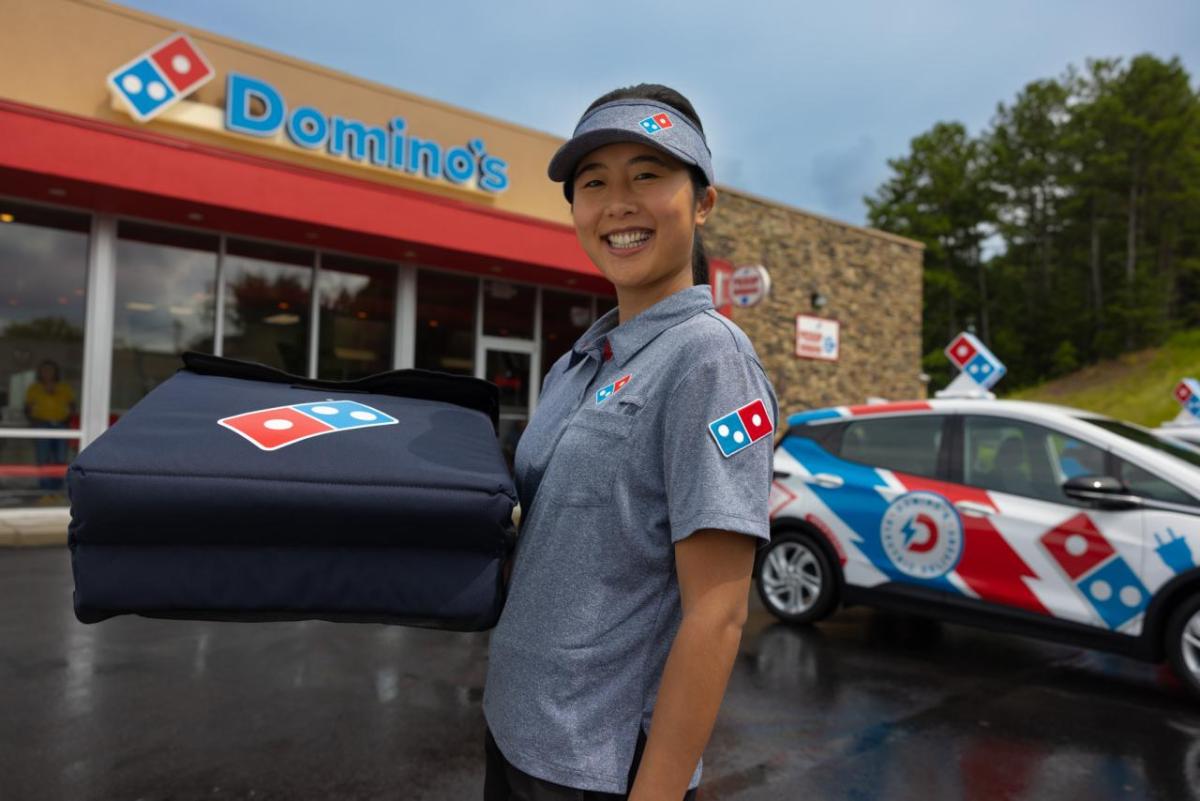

{"left": 121, "top": 0, "right": 1199, "bottom": 226}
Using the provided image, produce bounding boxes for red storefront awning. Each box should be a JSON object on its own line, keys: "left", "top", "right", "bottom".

{"left": 0, "top": 99, "right": 609, "bottom": 293}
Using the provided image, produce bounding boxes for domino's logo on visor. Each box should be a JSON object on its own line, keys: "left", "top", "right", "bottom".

{"left": 639, "top": 113, "right": 674, "bottom": 134}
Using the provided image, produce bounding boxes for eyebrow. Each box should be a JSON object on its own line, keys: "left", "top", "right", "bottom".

{"left": 573, "top": 154, "right": 673, "bottom": 182}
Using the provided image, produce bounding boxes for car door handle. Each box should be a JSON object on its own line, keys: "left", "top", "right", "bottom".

{"left": 806, "top": 473, "right": 844, "bottom": 489}
{"left": 955, "top": 500, "right": 995, "bottom": 518}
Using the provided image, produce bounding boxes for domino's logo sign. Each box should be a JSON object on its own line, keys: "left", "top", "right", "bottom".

{"left": 880, "top": 492, "right": 964, "bottom": 580}
{"left": 945, "top": 331, "right": 1006, "bottom": 390}
{"left": 1175, "top": 378, "right": 1200, "bottom": 420}
{"left": 218, "top": 400, "right": 397, "bottom": 451}
{"left": 108, "top": 34, "right": 214, "bottom": 122}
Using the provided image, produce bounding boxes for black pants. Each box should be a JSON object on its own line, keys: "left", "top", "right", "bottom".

{"left": 483, "top": 727, "right": 699, "bottom": 801}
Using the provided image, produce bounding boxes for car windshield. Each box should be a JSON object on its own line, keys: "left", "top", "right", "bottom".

{"left": 1080, "top": 417, "right": 1200, "bottom": 470}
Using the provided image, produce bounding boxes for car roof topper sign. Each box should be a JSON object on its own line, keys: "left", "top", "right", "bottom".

{"left": 936, "top": 331, "right": 1007, "bottom": 399}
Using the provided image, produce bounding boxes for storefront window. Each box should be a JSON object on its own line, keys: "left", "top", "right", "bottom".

{"left": 317, "top": 254, "right": 397, "bottom": 380}
{"left": 482, "top": 280, "right": 535, "bottom": 339}
{"left": 596, "top": 295, "right": 617, "bottom": 318}
{"left": 540, "top": 290, "right": 593, "bottom": 383}
{"left": 415, "top": 270, "right": 477, "bottom": 375}
{"left": 222, "top": 239, "right": 314, "bottom": 375}
{"left": 0, "top": 201, "right": 89, "bottom": 431}
{"left": 111, "top": 222, "right": 219, "bottom": 414}
{"left": 0, "top": 436, "right": 78, "bottom": 508}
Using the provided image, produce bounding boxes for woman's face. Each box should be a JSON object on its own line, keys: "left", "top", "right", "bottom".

{"left": 570, "top": 141, "right": 714, "bottom": 293}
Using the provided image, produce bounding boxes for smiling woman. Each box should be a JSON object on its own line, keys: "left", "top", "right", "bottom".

{"left": 481, "top": 85, "right": 778, "bottom": 801}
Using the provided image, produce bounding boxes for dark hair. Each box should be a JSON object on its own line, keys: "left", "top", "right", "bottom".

{"left": 573, "top": 83, "right": 711, "bottom": 286}
{"left": 37, "top": 359, "right": 60, "bottom": 382}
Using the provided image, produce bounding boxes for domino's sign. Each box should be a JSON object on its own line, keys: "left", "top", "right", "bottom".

{"left": 1175, "top": 378, "right": 1200, "bottom": 420}
{"left": 107, "top": 34, "right": 214, "bottom": 122}
{"left": 944, "top": 331, "right": 1006, "bottom": 389}
{"left": 107, "top": 33, "right": 510, "bottom": 194}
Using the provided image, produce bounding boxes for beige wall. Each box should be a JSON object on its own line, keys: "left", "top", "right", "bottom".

{"left": 0, "top": 0, "right": 573, "bottom": 224}
{"left": 707, "top": 189, "right": 926, "bottom": 413}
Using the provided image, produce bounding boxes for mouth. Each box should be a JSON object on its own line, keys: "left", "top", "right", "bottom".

{"left": 602, "top": 228, "right": 654, "bottom": 254}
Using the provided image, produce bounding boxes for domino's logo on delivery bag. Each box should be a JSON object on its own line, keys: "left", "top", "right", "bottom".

{"left": 108, "top": 34, "right": 214, "bottom": 122}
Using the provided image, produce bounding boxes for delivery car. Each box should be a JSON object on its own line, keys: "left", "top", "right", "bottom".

{"left": 760, "top": 399, "right": 1200, "bottom": 698}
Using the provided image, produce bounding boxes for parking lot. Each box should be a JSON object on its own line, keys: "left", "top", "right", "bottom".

{"left": 2, "top": 546, "right": 1198, "bottom": 801}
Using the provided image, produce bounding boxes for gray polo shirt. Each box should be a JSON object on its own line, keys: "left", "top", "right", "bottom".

{"left": 482, "top": 285, "right": 777, "bottom": 794}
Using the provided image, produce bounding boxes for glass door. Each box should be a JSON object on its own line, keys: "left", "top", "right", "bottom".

{"left": 484, "top": 347, "right": 531, "bottom": 472}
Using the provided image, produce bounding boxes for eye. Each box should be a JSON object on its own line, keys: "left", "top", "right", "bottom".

{"left": 579, "top": 178, "right": 604, "bottom": 189}
{"left": 633, "top": 171, "right": 659, "bottom": 181}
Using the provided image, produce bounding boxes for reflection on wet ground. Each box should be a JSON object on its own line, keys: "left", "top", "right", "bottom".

{"left": 2, "top": 549, "right": 1198, "bottom": 800}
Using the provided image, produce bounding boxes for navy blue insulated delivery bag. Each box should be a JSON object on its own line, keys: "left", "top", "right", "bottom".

{"left": 68, "top": 352, "right": 516, "bottom": 630}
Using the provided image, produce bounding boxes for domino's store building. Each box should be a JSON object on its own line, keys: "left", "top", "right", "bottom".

{"left": 0, "top": 0, "right": 925, "bottom": 521}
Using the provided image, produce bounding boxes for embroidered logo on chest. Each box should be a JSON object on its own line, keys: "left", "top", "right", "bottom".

{"left": 707, "top": 398, "right": 773, "bottom": 457}
{"left": 595, "top": 374, "right": 632, "bottom": 405}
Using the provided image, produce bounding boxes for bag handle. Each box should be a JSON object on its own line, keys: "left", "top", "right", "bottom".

{"left": 181, "top": 352, "right": 500, "bottom": 430}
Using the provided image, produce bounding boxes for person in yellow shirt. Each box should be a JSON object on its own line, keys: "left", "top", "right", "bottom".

{"left": 24, "top": 360, "right": 76, "bottom": 491}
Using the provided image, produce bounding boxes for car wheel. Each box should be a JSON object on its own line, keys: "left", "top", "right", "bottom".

{"left": 1166, "top": 593, "right": 1200, "bottom": 699}
{"left": 755, "top": 530, "right": 838, "bottom": 625}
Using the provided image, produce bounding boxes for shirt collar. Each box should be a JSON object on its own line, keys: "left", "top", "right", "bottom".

{"left": 571, "top": 285, "right": 714, "bottom": 367}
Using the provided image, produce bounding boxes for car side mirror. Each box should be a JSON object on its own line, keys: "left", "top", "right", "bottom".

{"left": 1062, "top": 475, "right": 1142, "bottom": 510}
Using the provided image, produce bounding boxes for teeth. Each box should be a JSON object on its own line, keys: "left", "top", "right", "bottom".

{"left": 606, "top": 230, "right": 651, "bottom": 249}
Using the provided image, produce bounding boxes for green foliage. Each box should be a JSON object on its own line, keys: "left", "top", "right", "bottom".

{"left": 867, "top": 54, "right": 1200, "bottom": 390}
{"left": 1008, "top": 328, "right": 1200, "bottom": 427}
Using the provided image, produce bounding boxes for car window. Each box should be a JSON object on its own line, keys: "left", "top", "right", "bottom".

{"left": 1081, "top": 417, "right": 1200, "bottom": 469}
{"left": 838, "top": 415, "right": 944, "bottom": 478}
{"left": 1115, "top": 457, "right": 1197, "bottom": 506}
{"left": 963, "top": 417, "right": 1102, "bottom": 503}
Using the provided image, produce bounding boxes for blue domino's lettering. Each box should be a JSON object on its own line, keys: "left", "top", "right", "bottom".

{"left": 222, "top": 74, "right": 510, "bottom": 192}
{"left": 780, "top": 436, "right": 958, "bottom": 593}
{"left": 286, "top": 106, "right": 328, "bottom": 149}
{"left": 329, "top": 116, "right": 389, "bottom": 166}
{"left": 444, "top": 146, "right": 476, "bottom": 184}
{"left": 226, "top": 73, "right": 285, "bottom": 137}
{"left": 408, "top": 138, "right": 441, "bottom": 178}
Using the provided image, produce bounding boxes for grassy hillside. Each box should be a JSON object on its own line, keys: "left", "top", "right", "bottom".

{"left": 1004, "top": 329, "right": 1200, "bottom": 427}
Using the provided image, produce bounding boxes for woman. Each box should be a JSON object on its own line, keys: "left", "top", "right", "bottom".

{"left": 25, "top": 359, "right": 76, "bottom": 492}
{"left": 482, "top": 84, "right": 777, "bottom": 801}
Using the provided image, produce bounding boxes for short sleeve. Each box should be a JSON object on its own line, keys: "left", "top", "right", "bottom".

{"left": 662, "top": 350, "right": 778, "bottom": 544}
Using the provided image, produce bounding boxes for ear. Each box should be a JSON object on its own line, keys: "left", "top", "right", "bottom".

{"left": 694, "top": 185, "right": 718, "bottom": 227}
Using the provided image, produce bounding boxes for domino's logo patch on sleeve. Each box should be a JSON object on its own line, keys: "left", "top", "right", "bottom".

{"left": 708, "top": 398, "right": 773, "bottom": 457}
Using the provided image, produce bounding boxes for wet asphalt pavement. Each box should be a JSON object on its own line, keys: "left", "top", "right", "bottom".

{"left": 2, "top": 547, "right": 1199, "bottom": 801}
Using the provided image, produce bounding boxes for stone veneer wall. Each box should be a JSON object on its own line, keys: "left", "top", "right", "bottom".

{"left": 703, "top": 188, "right": 926, "bottom": 415}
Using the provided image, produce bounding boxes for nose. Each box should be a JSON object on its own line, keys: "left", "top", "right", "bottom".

{"left": 603, "top": 186, "right": 638, "bottom": 219}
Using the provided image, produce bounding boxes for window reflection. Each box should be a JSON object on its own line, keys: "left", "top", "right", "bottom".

{"left": 318, "top": 254, "right": 397, "bottom": 380}
{"left": 222, "top": 239, "right": 313, "bottom": 375}
{"left": 482, "top": 280, "right": 535, "bottom": 339}
{"left": 0, "top": 200, "right": 88, "bottom": 431}
{"left": 0, "top": 436, "right": 78, "bottom": 508}
{"left": 415, "top": 270, "right": 477, "bottom": 375}
{"left": 540, "top": 289, "right": 593, "bottom": 384}
{"left": 112, "top": 222, "right": 218, "bottom": 414}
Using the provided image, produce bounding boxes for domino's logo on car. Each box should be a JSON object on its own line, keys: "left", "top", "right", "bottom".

{"left": 108, "top": 33, "right": 214, "bottom": 122}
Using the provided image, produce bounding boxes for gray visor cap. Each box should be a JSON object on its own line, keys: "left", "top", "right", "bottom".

{"left": 547, "top": 100, "right": 714, "bottom": 193}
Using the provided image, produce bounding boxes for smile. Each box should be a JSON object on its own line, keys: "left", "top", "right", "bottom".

{"left": 603, "top": 229, "right": 653, "bottom": 250}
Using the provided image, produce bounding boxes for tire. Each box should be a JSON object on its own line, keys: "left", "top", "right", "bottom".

{"left": 755, "top": 530, "right": 839, "bottom": 625}
{"left": 1167, "top": 593, "right": 1200, "bottom": 700}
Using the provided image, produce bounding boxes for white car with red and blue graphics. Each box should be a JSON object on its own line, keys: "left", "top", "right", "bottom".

{"left": 759, "top": 398, "right": 1200, "bottom": 697}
